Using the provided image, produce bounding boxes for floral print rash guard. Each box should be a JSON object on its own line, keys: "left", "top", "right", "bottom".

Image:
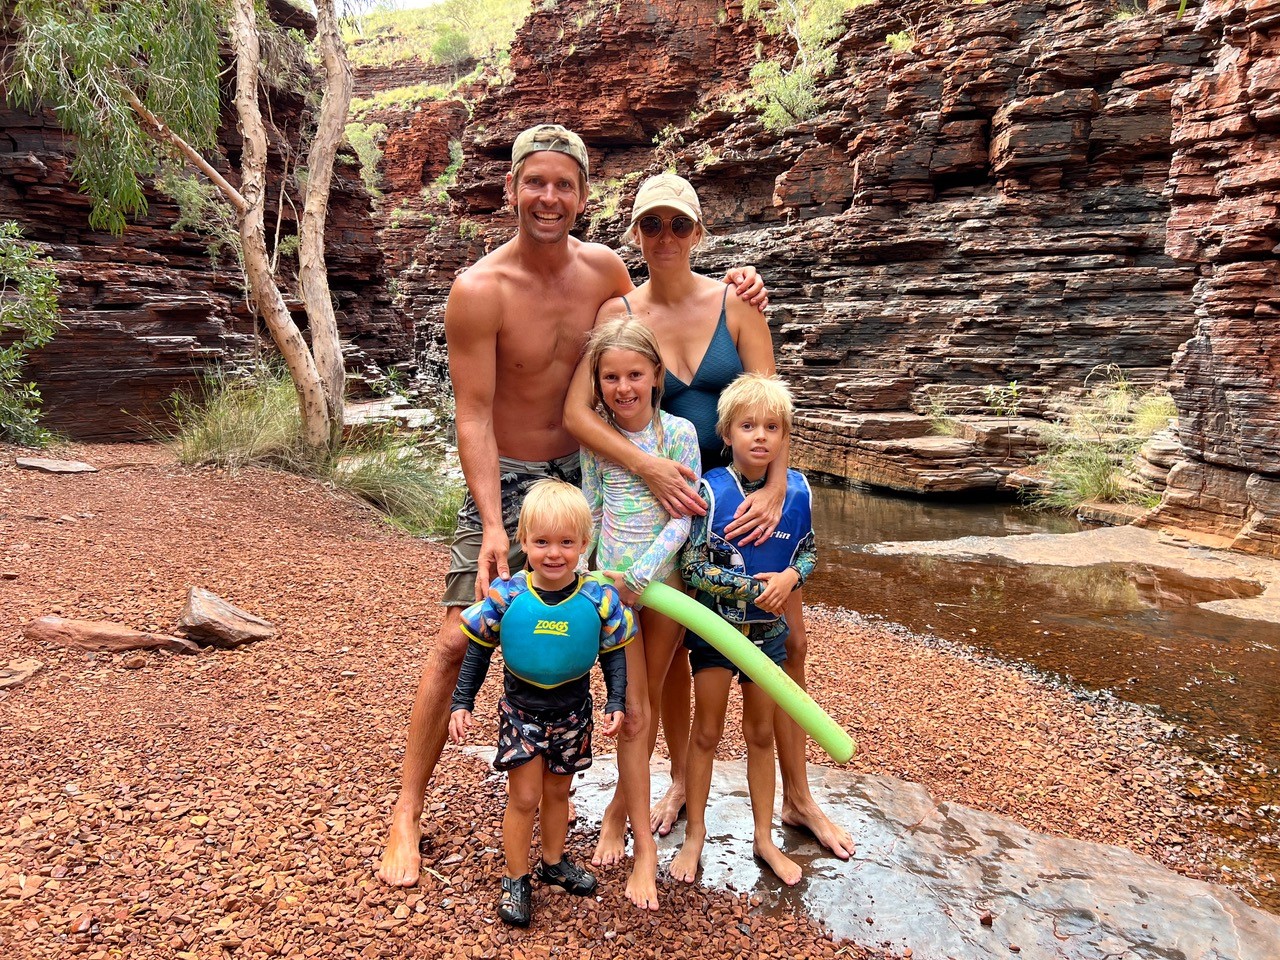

{"left": 581, "top": 410, "right": 701, "bottom": 596}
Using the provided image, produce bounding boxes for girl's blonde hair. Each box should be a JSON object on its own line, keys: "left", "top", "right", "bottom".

{"left": 716, "top": 372, "right": 794, "bottom": 440}
{"left": 585, "top": 315, "right": 667, "bottom": 443}
{"left": 516, "top": 479, "right": 593, "bottom": 544}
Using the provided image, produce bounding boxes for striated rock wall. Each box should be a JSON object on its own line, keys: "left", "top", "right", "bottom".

{"left": 0, "top": 1, "right": 405, "bottom": 440}
{"left": 1147, "top": 0, "right": 1280, "bottom": 554}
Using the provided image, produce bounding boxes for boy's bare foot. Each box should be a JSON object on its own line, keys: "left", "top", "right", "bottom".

{"left": 625, "top": 842, "right": 660, "bottom": 910}
{"left": 669, "top": 827, "right": 705, "bottom": 884}
{"left": 753, "top": 839, "right": 802, "bottom": 886}
{"left": 781, "top": 800, "right": 854, "bottom": 860}
{"left": 649, "top": 784, "right": 685, "bottom": 836}
{"left": 591, "top": 810, "right": 628, "bottom": 868}
{"left": 376, "top": 810, "right": 423, "bottom": 887}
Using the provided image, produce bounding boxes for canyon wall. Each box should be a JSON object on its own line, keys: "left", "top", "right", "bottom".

{"left": 0, "top": 0, "right": 404, "bottom": 440}
{"left": 372, "top": 0, "right": 1277, "bottom": 555}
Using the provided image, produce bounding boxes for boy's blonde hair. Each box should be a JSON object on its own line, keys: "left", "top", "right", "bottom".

{"left": 516, "top": 479, "right": 593, "bottom": 544}
{"left": 716, "top": 372, "right": 795, "bottom": 440}
{"left": 584, "top": 315, "right": 667, "bottom": 442}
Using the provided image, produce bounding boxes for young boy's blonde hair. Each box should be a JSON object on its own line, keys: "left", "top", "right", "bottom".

{"left": 715, "top": 372, "right": 795, "bottom": 441}
{"left": 516, "top": 479, "right": 593, "bottom": 544}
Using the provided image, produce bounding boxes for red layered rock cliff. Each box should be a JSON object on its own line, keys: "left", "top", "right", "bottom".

{"left": 1147, "top": 0, "right": 1280, "bottom": 554}
{"left": 0, "top": 1, "right": 405, "bottom": 440}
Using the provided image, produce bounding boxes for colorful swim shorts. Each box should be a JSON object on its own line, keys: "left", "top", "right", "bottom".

{"left": 493, "top": 695, "right": 594, "bottom": 776}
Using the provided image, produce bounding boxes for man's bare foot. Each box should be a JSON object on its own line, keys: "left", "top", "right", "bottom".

{"left": 753, "top": 839, "right": 802, "bottom": 885}
{"left": 376, "top": 810, "right": 423, "bottom": 887}
{"left": 591, "top": 810, "right": 628, "bottom": 868}
{"left": 625, "top": 841, "right": 660, "bottom": 910}
{"left": 649, "top": 783, "right": 686, "bottom": 837}
{"left": 781, "top": 800, "right": 855, "bottom": 860}
{"left": 669, "top": 828, "right": 704, "bottom": 884}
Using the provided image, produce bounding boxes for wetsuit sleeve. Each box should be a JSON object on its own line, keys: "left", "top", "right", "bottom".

{"left": 621, "top": 417, "right": 701, "bottom": 595}
{"left": 598, "top": 647, "right": 627, "bottom": 716}
{"left": 460, "top": 576, "right": 516, "bottom": 647}
{"left": 597, "top": 583, "right": 638, "bottom": 652}
{"left": 580, "top": 448, "right": 604, "bottom": 565}
{"left": 451, "top": 639, "right": 496, "bottom": 712}
{"left": 680, "top": 480, "right": 765, "bottom": 605}
{"left": 790, "top": 528, "right": 817, "bottom": 588}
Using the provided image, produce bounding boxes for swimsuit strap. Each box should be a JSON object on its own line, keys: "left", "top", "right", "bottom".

{"left": 720, "top": 284, "right": 729, "bottom": 315}
{"left": 621, "top": 295, "right": 633, "bottom": 316}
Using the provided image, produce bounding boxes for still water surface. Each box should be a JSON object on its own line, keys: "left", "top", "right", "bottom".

{"left": 803, "top": 482, "right": 1280, "bottom": 893}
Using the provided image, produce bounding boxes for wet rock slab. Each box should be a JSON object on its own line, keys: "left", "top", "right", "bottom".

{"left": 572, "top": 758, "right": 1280, "bottom": 960}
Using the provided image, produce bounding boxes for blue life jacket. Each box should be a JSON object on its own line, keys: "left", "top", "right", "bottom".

{"left": 498, "top": 581, "right": 604, "bottom": 689}
{"left": 705, "top": 467, "right": 813, "bottom": 624}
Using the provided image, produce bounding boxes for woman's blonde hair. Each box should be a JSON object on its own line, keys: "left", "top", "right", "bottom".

{"left": 716, "top": 372, "right": 794, "bottom": 440}
{"left": 516, "top": 479, "right": 593, "bottom": 544}
{"left": 585, "top": 315, "right": 666, "bottom": 442}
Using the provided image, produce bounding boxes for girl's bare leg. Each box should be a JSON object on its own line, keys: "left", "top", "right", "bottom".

{"left": 654, "top": 645, "right": 691, "bottom": 835}
{"left": 591, "top": 637, "right": 659, "bottom": 909}
{"left": 776, "top": 591, "right": 855, "bottom": 859}
{"left": 670, "top": 666, "right": 731, "bottom": 884}
{"left": 743, "top": 683, "right": 800, "bottom": 885}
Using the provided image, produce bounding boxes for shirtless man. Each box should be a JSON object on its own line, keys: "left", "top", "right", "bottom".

{"left": 377, "top": 125, "right": 760, "bottom": 910}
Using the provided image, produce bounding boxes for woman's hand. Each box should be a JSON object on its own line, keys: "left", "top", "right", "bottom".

{"left": 600, "top": 710, "right": 624, "bottom": 737}
{"left": 724, "top": 266, "right": 769, "bottom": 311}
{"left": 638, "top": 454, "right": 706, "bottom": 518}
{"left": 753, "top": 569, "right": 798, "bottom": 615}
{"left": 725, "top": 483, "right": 784, "bottom": 545}
{"left": 448, "top": 709, "right": 473, "bottom": 744}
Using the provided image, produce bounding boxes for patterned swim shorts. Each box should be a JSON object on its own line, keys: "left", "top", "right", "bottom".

{"left": 493, "top": 695, "right": 594, "bottom": 776}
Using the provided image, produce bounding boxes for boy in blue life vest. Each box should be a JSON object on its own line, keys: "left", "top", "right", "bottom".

{"left": 671, "top": 373, "right": 816, "bottom": 888}
{"left": 449, "top": 480, "right": 634, "bottom": 927}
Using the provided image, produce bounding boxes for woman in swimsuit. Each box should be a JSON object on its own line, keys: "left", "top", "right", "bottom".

{"left": 565, "top": 173, "right": 854, "bottom": 874}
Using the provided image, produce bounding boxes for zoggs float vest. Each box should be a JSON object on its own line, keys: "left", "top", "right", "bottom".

{"left": 704, "top": 467, "right": 813, "bottom": 625}
{"left": 498, "top": 582, "right": 604, "bottom": 689}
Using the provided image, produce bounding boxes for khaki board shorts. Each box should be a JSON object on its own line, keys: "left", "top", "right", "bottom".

{"left": 442, "top": 453, "right": 582, "bottom": 607}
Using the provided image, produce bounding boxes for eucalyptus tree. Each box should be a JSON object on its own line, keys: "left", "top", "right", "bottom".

{"left": 11, "top": 0, "right": 354, "bottom": 454}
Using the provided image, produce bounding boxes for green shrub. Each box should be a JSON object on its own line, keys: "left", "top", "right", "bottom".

{"left": 169, "top": 364, "right": 462, "bottom": 536}
{"left": 0, "top": 222, "right": 61, "bottom": 447}
{"left": 885, "top": 30, "right": 914, "bottom": 53}
{"left": 1031, "top": 369, "right": 1176, "bottom": 513}
{"left": 351, "top": 82, "right": 448, "bottom": 118}
{"left": 345, "top": 121, "right": 387, "bottom": 195}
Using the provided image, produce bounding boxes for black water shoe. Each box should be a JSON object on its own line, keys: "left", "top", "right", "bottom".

{"left": 498, "top": 874, "right": 532, "bottom": 927}
{"left": 535, "top": 855, "right": 598, "bottom": 896}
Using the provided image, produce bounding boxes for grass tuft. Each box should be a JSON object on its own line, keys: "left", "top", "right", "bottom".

{"left": 168, "top": 365, "right": 461, "bottom": 536}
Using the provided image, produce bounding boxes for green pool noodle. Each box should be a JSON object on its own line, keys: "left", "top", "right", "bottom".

{"left": 609, "top": 576, "right": 855, "bottom": 763}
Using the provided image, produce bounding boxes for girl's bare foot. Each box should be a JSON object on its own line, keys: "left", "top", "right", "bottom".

{"left": 781, "top": 801, "right": 855, "bottom": 859}
{"left": 669, "top": 827, "right": 705, "bottom": 884}
{"left": 649, "top": 783, "right": 686, "bottom": 836}
{"left": 591, "top": 810, "right": 628, "bottom": 868}
{"left": 625, "top": 841, "right": 660, "bottom": 910}
{"left": 753, "top": 839, "right": 802, "bottom": 886}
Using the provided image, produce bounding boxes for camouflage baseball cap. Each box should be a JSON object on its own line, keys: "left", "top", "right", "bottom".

{"left": 511, "top": 124, "right": 589, "bottom": 178}
{"left": 628, "top": 173, "right": 702, "bottom": 227}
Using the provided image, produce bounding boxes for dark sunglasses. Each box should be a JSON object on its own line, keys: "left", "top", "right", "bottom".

{"left": 637, "top": 215, "right": 697, "bottom": 239}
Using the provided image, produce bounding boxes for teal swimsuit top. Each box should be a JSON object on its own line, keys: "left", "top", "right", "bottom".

{"left": 621, "top": 286, "right": 742, "bottom": 469}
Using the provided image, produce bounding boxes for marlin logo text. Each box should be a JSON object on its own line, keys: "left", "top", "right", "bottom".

{"left": 534, "top": 619, "right": 570, "bottom": 637}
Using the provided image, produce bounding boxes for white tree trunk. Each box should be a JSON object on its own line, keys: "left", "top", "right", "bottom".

{"left": 230, "top": 0, "right": 331, "bottom": 454}
{"left": 298, "top": 0, "right": 354, "bottom": 449}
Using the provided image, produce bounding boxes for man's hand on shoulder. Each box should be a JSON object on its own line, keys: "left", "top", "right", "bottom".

{"left": 724, "top": 266, "right": 768, "bottom": 311}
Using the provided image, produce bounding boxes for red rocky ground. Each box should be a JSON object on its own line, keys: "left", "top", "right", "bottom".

{"left": 0, "top": 444, "right": 1261, "bottom": 959}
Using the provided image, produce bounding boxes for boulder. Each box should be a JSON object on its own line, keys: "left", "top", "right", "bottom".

{"left": 178, "top": 587, "right": 278, "bottom": 648}
{"left": 24, "top": 617, "right": 197, "bottom": 653}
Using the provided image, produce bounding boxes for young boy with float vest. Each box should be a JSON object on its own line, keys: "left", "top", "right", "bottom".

{"left": 448, "top": 480, "right": 634, "bottom": 927}
{"left": 671, "top": 372, "right": 816, "bottom": 887}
